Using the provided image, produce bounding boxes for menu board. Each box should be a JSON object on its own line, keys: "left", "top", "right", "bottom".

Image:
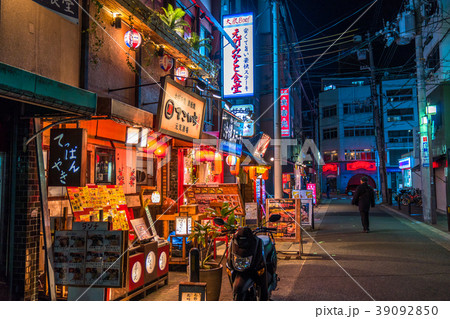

{"left": 266, "top": 199, "right": 300, "bottom": 241}
{"left": 54, "top": 229, "right": 125, "bottom": 287}
{"left": 183, "top": 183, "right": 244, "bottom": 216}
{"left": 130, "top": 218, "right": 152, "bottom": 241}
{"left": 292, "top": 190, "right": 313, "bottom": 200}
{"left": 67, "top": 185, "right": 130, "bottom": 230}
{"left": 300, "top": 199, "right": 313, "bottom": 227}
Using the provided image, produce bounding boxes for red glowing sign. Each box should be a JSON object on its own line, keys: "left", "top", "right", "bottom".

{"left": 306, "top": 183, "right": 316, "bottom": 204}
{"left": 346, "top": 161, "right": 376, "bottom": 171}
{"left": 280, "top": 89, "right": 290, "bottom": 137}
{"left": 323, "top": 163, "right": 338, "bottom": 172}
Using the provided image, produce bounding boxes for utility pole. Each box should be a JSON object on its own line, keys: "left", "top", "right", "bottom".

{"left": 367, "top": 32, "right": 388, "bottom": 203}
{"left": 413, "top": 0, "right": 435, "bottom": 224}
{"left": 273, "top": 0, "right": 282, "bottom": 198}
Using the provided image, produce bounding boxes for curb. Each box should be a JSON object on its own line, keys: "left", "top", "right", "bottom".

{"left": 380, "top": 204, "right": 450, "bottom": 242}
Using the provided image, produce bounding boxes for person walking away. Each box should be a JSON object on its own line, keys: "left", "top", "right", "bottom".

{"left": 326, "top": 182, "right": 330, "bottom": 199}
{"left": 351, "top": 176, "right": 375, "bottom": 233}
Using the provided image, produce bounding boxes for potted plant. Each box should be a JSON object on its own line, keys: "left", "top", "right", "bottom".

{"left": 188, "top": 202, "right": 238, "bottom": 300}
{"left": 186, "top": 32, "right": 212, "bottom": 54}
{"left": 157, "top": 4, "right": 189, "bottom": 36}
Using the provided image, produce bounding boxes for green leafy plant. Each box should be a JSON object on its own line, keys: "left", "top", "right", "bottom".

{"left": 187, "top": 32, "right": 212, "bottom": 53}
{"left": 188, "top": 202, "right": 238, "bottom": 269}
{"left": 158, "top": 4, "right": 189, "bottom": 36}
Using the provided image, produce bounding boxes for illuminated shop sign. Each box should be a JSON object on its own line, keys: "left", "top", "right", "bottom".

{"left": 157, "top": 77, "right": 206, "bottom": 141}
{"left": 280, "top": 88, "right": 290, "bottom": 137}
{"left": 398, "top": 157, "right": 411, "bottom": 170}
{"left": 230, "top": 104, "right": 254, "bottom": 137}
{"left": 223, "top": 13, "right": 254, "bottom": 98}
{"left": 220, "top": 110, "right": 244, "bottom": 156}
{"left": 346, "top": 161, "right": 376, "bottom": 171}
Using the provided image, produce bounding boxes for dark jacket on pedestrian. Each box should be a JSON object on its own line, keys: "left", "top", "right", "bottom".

{"left": 351, "top": 182, "right": 375, "bottom": 211}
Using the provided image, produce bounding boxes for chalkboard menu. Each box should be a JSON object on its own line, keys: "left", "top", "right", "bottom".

{"left": 48, "top": 129, "right": 87, "bottom": 187}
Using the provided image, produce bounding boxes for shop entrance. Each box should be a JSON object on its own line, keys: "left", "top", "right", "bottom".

{"left": 346, "top": 174, "right": 376, "bottom": 195}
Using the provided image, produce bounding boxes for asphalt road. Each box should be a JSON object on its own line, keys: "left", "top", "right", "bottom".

{"left": 142, "top": 198, "right": 450, "bottom": 301}
{"left": 271, "top": 198, "right": 450, "bottom": 301}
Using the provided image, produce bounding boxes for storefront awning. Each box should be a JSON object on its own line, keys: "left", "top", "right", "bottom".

{"left": 0, "top": 62, "right": 96, "bottom": 115}
{"left": 97, "top": 97, "right": 153, "bottom": 129}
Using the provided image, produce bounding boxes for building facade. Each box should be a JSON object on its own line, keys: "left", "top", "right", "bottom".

{"left": 0, "top": 0, "right": 222, "bottom": 300}
{"left": 319, "top": 77, "right": 418, "bottom": 195}
{"left": 421, "top": 0, "right": 450, "bottom": 214}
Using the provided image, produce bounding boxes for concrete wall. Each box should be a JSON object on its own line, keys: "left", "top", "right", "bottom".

{"left": 0, "top": 0, "right": 81, "bottom": 86}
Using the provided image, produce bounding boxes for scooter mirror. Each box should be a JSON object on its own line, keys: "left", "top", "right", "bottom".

{"left": 268, "top": 214, "right": 281, "bottom": 223}
{"left": 213, "top": 217, "right": 225, "bottom": 226}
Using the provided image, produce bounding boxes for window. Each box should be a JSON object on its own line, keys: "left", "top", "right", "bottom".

{"left": 386, "top": 89, "right": 413, "bottom": 102}
{"left": 323, "top": 150, "right": 338, "bottom": 162}
{"left": 323, "top": 128, "right": 337, "bottom": 140}
{"left": 322, "top": 105, "right": 337, "bottom": 118}
{"left": 388, "top": 130, "right": 413, "bottom": 143}
{"left": 95, "top": 148, "right": 115, "bottom": 185}
{"left": 343, "top": 101, "right": 372, "bottom": 114}
{"left": 389, "top": 149, "right": 410, "bottom": 166}
{"left": 344, "top": 126, "right": 374, "bottom": 137}
{"left": 345, "top": 149, "right": 375, "bottom": 161}
{"left": 387, "top": 108, "right": 414, "bottom": 122}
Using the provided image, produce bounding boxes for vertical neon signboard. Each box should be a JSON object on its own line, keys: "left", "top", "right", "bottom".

{"left": 223, "top": 13, "right": 254, "bottom": 98}
{"left": 280, "top": 88, "right": 290, "bottom": 137}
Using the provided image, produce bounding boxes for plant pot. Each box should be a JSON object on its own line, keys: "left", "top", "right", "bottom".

{"left": 199, "top": 263, "right": 223, "bottom": 301}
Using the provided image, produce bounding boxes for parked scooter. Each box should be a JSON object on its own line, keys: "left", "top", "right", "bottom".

{"left": 214, "top": 214, "right": 281, "bottom": 301}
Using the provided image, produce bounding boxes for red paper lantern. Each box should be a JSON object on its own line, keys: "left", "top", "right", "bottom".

{"left": 154, "top": 144, "right": 167, "bottom": 158}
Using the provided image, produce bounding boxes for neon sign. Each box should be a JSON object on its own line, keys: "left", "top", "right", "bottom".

{"left": 346, "top": 161, "right": 376, "bottom": 171}
{"left": 223, "top": 13, "right": 254, "bottom": 98}
{"left": 323, "top": 163, "right": 338, "bottom": 172}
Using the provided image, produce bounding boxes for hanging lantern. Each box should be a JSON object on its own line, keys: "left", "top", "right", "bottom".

{"left": 124, "top": 29, "right": 142, "bottom": 49}
{"left": 195, "top": 150, "right": 206, "bottom": 163}
{"left": 204, "top": 150, "right": 215, "bottom": 162}
{"left": 230, "top": 157, "right": 240, "bottom": 176}
{"left": 213, "top": 152, "right": 223, "bottom": 175}
{"left": 175, "top": 66, "right": 189, "bottom": 81}
{"left": 226, "top": 155, "right": 237, "bottom": 166}
{"left": 262, "top": 168, "right": 269, "bottom": 180}
{"left": 159, "top": 54, "right": 174, "bottom": 72}
{"left": 154, "top": 144, "right": 167, "bottom": 158}
{"left": 248, "top": 167, "right": 257, "bottom": 180}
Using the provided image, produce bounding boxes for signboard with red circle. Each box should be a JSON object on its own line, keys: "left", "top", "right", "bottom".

{"left": 159, "top": 54, "right": 174, "bottom": 72}
{"left": 175, "top": 66, "right": 189, "bottom": 81}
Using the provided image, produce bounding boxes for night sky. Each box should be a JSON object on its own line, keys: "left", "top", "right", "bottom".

{"left": 285, "top": 0, "right": 416, "bottom": 97}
